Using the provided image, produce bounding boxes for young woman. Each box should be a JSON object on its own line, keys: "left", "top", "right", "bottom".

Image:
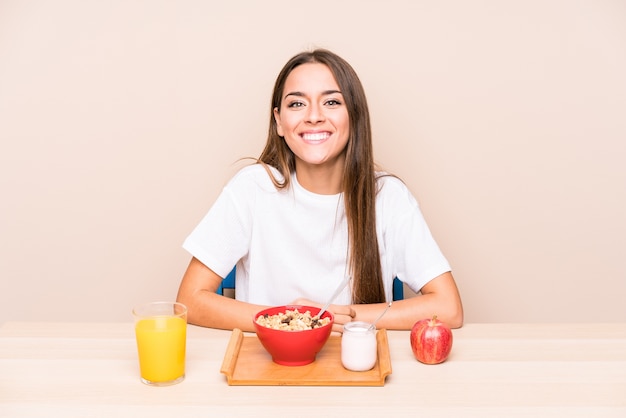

{"left": 177, "top": 49, "right": 463, "bottom": 332}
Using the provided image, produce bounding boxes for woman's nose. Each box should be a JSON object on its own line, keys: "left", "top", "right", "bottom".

{"left": 305, "top": 103, "right": 324, "bottom": 123}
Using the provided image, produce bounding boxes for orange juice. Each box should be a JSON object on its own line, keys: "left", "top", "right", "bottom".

{"left": 135, "top": 316, "right": 186, "bottom": 384}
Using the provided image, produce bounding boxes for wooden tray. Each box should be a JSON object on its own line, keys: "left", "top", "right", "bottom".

{"left": 220, "top": 328, "right": 392, "bottom": 386}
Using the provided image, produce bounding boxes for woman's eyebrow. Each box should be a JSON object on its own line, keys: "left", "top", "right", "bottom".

{"left": 284, "top": 90, "right": 343, "bottom": 100}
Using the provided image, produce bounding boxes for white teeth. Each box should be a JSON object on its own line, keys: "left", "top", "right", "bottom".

{"left": 302, "top": 132, "right": 329, "bottom": 141}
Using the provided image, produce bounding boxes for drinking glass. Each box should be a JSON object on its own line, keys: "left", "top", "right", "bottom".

{"left": 132, "top": 301, "right": 187, "bottom": 386}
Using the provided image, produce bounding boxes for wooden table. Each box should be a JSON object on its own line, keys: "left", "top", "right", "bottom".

{"left": 1, "top": 322, "right": 624, "bottom": 417}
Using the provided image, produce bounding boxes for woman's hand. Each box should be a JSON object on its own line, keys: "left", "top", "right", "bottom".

{"left": 291, "top": 298, "right": 356, "bottom": 333}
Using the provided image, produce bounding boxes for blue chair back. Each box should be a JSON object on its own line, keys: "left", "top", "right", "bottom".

{"left": 392, "top": 277, "right": 404, "bottom": 301}
{"left": 217, "top": 267, "right": 404, "bottom": 301}
{"left": 216, "top": 267, "right": 236, "bottom": 296}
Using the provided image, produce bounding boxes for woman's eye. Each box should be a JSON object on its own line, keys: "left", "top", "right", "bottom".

{"left": 325, "top": 99, "right": 342, "bottom": 106}
{"left": 287, "top": 101, "right": 305, "bottom": 108}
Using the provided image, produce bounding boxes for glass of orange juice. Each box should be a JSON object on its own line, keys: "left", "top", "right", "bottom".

{"left": 132, "top": 301, "right": 187, "bottom": 386}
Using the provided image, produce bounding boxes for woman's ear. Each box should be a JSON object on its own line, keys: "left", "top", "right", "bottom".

{"left": 273, "top": 107, "right": 283, "bottom": 137}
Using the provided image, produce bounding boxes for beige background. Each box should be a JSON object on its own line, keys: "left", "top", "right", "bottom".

{"left": 1, "top": 0, "right": 625, "bottom": 324}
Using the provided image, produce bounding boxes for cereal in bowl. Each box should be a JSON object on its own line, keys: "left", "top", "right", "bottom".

{"left": 255, "top": 308, "right": 331, "bottom": 331}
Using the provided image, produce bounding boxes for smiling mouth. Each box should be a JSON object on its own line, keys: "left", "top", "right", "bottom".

{"left": 301, "top": 132, "right": 330, "bottom": 141}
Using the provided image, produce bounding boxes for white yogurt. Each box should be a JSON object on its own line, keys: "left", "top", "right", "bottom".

{"left": 341, "top": 321, "right": 377, "bottom": 371}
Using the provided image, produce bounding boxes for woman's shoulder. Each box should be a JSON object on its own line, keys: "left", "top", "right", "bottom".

{"left": 376, "top": 172, "right": 410, "bottom": 193}
{"left": 375, "top": 172, "right": 420, "bottom": 209}
{"left": 227, "top": 163, "right": 285, "bottom": 193}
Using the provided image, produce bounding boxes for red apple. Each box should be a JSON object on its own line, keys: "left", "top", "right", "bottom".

{"left": 410, "top": 315, "right": 453, "bottom": 364}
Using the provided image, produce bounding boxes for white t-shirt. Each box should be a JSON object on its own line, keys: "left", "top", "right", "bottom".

{"left": 183, "top": 164, "right": 450, "bottom": 305}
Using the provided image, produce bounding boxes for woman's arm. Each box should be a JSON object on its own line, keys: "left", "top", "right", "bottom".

{"left": 178, "top": 258, "right": 462, "bottom": 332}
{"left": 294, "top": 272, "right": 463, "bottom": 331}
{"left": 350, "top": 272, "right": 463, "bottom": 330}
{"left": 176, "top": 257, "right": 268, "bottom": 332}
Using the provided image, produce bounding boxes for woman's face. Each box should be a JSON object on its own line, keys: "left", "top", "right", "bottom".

{"left": 274, "top": 63, "right": 350, "bottom": 177}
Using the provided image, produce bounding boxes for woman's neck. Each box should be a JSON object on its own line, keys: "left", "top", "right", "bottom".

{"left": 294, "top": 162, "right": 344, "bottom": 195}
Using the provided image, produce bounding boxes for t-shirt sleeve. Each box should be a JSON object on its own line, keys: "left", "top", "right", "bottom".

{"left": 182, "top": 183, "right": 251, "bottom": 278}
{"left": 381, "top": 178, "right": 451, "bottom": 293}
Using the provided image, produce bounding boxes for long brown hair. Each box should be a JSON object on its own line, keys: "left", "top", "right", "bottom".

{"left": 258, "top": 49, "right": 385, "bottom": 304}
